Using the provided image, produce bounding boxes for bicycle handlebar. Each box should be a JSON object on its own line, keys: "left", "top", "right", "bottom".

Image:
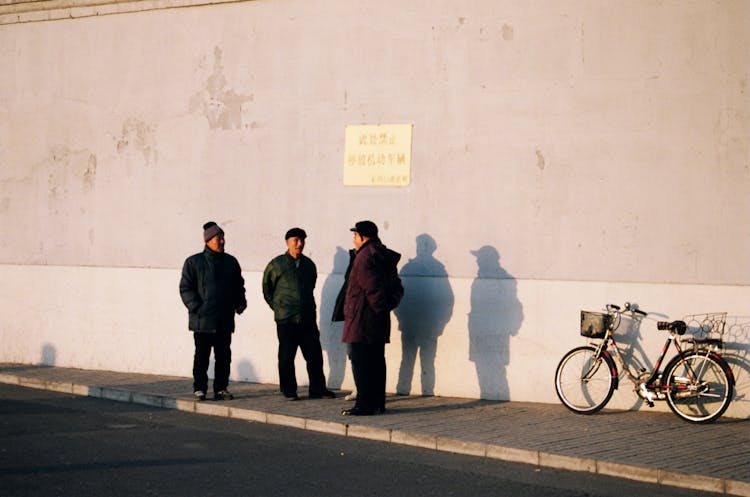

{"left": 607, "top": 302, "right": 648, "bottom": 317}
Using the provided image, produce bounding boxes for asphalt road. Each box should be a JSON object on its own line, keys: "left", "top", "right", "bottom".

{"left": 0, "top": 384, "right": 717, "bottom": 497}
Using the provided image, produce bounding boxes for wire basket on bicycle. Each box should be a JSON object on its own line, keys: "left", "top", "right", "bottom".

{"left": 580, "top": 311, "right": 611, "bottom": 339}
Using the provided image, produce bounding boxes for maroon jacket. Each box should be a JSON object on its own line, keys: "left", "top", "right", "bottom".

{"left": 342, "top": 239, "right": 401, "bottom": 344}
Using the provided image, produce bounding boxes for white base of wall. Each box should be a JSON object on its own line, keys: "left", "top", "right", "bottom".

{"left": 1, "top": 264, "right": 747, "bottom": 418}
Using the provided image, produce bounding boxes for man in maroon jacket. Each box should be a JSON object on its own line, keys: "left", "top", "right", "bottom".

{"left": 341, "top": 221, "right": 401, "bottom": 416}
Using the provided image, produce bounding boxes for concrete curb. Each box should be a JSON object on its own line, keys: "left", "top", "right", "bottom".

{"left": 1, "top": 373, "right": 746, "bottom": 496}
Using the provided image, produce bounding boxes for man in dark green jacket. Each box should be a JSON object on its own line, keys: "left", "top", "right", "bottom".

{"left": 180, "top": 221, "right": 246, "bottom": 401}
{"left": 263, "top": 227, "right": 335, "bottom": 400}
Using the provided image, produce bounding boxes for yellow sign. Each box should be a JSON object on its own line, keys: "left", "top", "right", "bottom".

{"left": 343, "top": 124, "right": 412, "bottom": 186}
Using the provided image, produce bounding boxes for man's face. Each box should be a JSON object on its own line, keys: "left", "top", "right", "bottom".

{"left": 206, "top": 234, "right": 225, "bottom": 253}
{"left": 286, "top": 236, "right": 305, "bottom": 259}
{"left": 353, "top": 232, "right": 366, "bottom": 251}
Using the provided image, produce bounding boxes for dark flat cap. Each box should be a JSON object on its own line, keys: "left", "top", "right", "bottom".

{"left": 350, "top": 220, "right": 378, "bottom": 239}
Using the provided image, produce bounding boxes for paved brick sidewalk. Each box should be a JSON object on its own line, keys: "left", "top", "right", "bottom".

{"left": 1, "top": 363, "right": 747, "bottom": 496}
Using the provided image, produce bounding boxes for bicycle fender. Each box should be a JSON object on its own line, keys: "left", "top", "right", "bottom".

{"left": 709, "top": 351, "right": 736, "bottom": 387}
{"left": 601, "top": 350, "right": 619, "bottom": 390}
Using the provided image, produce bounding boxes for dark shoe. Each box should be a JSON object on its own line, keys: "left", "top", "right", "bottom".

{"left": 283, "top": 393, "right": 299, "bottom": 401}
{"left": 214, "top": 390, "right": 234, "bottom": 401}
{"left": 194, "top": 391, "right": 206, "bottom": 402}
{"left": 309, "top": 390, "right": 336, "bottom": 399}
{"left": 341, "top": 406, "right": 375, "bottom": 416}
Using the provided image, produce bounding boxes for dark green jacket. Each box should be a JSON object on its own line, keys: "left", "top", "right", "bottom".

{"left": 180, "top": 247, "right": 247, "bottom": 332}
{"left": 262, "top": 252, "right": 317, "bottom": 325}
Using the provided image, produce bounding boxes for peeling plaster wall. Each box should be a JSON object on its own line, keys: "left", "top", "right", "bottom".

{"left": 0, "top": 0, "right": 748, "bottom": 416}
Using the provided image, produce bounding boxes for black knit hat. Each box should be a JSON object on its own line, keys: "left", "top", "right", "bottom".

{"left": 203, "top": 221, "right": 224, "bottom": 242}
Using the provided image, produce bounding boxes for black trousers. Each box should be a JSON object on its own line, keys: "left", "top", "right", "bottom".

{"left": 193, "top": 330, "right": 232, "bottom": 394}
{"left": 276, "top": 321, "right": 327, "bottom": 396}
{"left": 349, "top": 342, "right": 386, "bottom": 412}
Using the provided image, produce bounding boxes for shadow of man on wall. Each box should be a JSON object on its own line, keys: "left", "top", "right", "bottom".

{"left": 318, "top": 246, "right": 351, "bottom": 389}
{"left": 468, "top": 245, "right": 523, "bottom": 400}
{"left": 394, "top": 234, "right": 454, "bottom": 396}
{"left": 236, "top": 359, "right": 258, "bottom": 384}
{"left": 40, "top": 344, "right": 56, "bottom": 366}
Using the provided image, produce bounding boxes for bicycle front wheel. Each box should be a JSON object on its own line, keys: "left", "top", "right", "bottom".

{"left": 555, "top": 346, "right": 616, "bottom": 414}
{"left": 664, "top": 352, "right": 733, "bottom": 423}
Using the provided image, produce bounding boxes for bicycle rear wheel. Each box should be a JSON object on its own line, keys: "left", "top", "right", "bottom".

{"left": 664, "top": 352, "right": 733, "bottom": 423}
{"left": 555, "top": 346, "right": 616, "bottom": 414}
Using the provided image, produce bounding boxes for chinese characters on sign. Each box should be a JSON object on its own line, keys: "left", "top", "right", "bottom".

{"left": 343, "top": 124, "right": 412, "bottom": 186}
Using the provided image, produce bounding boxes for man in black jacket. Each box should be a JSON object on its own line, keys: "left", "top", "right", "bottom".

{"left": 180, "top": 221, "right": 247, "bottom": 401}
{"left": 263, "top": 227, "right": 335, "bottom": 401}
{"left": 342, "top": 220, "right": 401, "bottom": 416}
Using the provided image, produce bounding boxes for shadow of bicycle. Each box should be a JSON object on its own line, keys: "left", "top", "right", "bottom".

{"left": 720, "top": 316, "right": 750, "bottom": 418}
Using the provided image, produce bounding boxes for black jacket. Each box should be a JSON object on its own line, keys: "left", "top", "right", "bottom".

{"left": 180, "top": 247, "right": 247, "bottom": 333}
{"left": 331, "top": 249, "right": 356, "bottom": 322}
{"left": 262, "top": 253, "right": 317, "bottom": 325}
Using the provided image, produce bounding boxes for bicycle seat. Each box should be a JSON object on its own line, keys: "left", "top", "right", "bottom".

{"left": 657, "top": 320, "right": 687, "bottom": 335}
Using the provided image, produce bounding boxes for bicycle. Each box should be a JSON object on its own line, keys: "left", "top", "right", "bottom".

{"left": 554, "top": 302, "right": 735, "bottom": 423}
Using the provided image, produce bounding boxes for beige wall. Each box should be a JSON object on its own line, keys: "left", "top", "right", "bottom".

{"left": 1, "top": 0, "right": 748, "bottom": 417}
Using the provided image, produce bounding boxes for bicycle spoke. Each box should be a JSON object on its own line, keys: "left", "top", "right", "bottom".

{"left": 665, "top": 353, "right": 732, "bottom": 423}
{"left": 555, "top": 346, "right": 615, "bottom": 414}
